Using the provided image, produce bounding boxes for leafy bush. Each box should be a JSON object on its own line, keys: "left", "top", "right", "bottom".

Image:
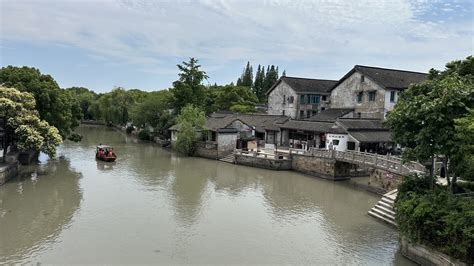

{"left": 126, "top": 126, "right": 134, "bottom": 134}
{"left": 395, "top": 176, "right": 474, "bottom": 263}
{"left": 67, "top": 132, "right": 83, "bottom": 142}
{"left": 138, "top": 129, "right": 151, "bottom": 141}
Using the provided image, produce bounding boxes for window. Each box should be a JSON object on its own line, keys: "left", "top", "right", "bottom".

{"left": 361, "top": 75, "right": 365, "bottom": 82}
{"left": 283, "top": 95, "right": 286, "bottom": 104}
{"left": 300, "top": 110, "right": 304, "bottom": 118}
{"left": 300, "top": 95, "right": 306, "bottom": 104}
{"left": 282, "top": 110, "right": 285, "bottom": 116}
{"left": 357, "top": 112, "right": 361, "bottom": 118}
{"left": 357, "top": 92, "right": 363, "bottom": 103}
{"left": 347, "top": 142, "right": 355, "bottom": 150}
{"left": 332, "top": 140, "right": 340, "bottom": 145}
{"left": 321, "top": 107, "right": 326, "bottom": 111}
{"left": 306, "top": 111, "right": 311, "bottom": 118}
{"left": 368, "top": 91, "right": 376, "bottom": 101}
{"left": 312, "top": 110, "right": 317, "bottom": 116}
{"left": 322, "top": 95, "right": 327, "bottom": 101}
{"left": 390, "top": 91, "right": 396, "bottom": 103}
{"left": 309, "top": 95, "right": 320, "bottom": 104}
{"left": 288, "top": 96, "right": 294, "bottom": 103}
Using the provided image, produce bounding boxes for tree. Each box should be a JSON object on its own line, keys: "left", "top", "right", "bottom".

{"left": 386, "top": 56, "right": 474, "bottom": 189}
{"left": 0, "top": 66, "right": 81, "bottom": 139}
{"left": 97, "top": 87, "right": 133, "bottom": 124}
{"left": 171, "top": 58, "right": 209, "bottom": 112}
{"left": 237, "top": 61, "right": 253, "bottom": 87}
{"left": 213, "top": 85, "right": 258, "bottom": 112}
{"left": 175, "top": 104, "right": 205, "bottom": 156}
{"left": 263, "top": 65, "right": 279, "bottom": 98}
{"left": 66, "top": 87, "right": 98, "bottom": 120}
{"left": 452, "top": 109, "right": 474, "bottom": 180}
{"left": 0, "top": 87, "right": 62, "bottom": 157}
{"left": 129, "top": 90, "right": 174, "bottom": 138}
{"left": 253, "top": 65, "right": 266, "bottom": 103}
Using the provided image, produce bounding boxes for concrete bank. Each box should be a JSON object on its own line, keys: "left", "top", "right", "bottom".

{"left": 400, "top": 237, "right": 468, "bottom": 266}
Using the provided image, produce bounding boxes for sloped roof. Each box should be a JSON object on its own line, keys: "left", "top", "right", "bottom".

{"left": 267, "top": 76, "right": 338, "bottom": 95}
{"left": 333, "top": 65, "right": 428, "bottom": 90}
{"left": 308, "top": 108, "right": 354, "bottom": 122}
{"left": 349, "top": 131, "right": 393, "bottom": 143}
{"left": 169, "top": 113, "right": 288, "bottom": 133}
{"left": 336, "top": 118, "right": 387, "bottom": 131}
{"left": 280, "top": 120, "right": 340, "bottom": 133}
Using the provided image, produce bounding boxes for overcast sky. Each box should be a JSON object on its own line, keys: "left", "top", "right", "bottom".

{"left": 1, "top": 0, "right": 473, "bottom": 92}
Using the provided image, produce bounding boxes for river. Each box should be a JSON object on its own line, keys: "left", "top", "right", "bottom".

{"left": 0, "top": 125, "right": 414, "bottom": 264}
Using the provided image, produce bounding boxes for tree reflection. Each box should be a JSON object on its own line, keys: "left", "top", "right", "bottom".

{"left": 0, "top": 158, "right": 82, "bottom": 264}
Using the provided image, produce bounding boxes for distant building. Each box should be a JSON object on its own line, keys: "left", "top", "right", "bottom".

{"left": 330, "top": 65, "right": 428, "bottom": 119}
{"left": 266, "top": 76, "right": 338, "bottom": 119}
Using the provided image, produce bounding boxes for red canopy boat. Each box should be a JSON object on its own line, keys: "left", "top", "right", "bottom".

{"left": 96, "top": 145, "right": 117, "bottom": 162}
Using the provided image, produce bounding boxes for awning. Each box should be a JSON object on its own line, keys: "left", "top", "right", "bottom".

{"left": 349, "top": 131, "right": 393, "bottom": 143}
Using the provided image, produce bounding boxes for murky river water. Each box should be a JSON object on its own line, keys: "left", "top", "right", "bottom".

{"left": 0, "top": 125, "right": 414, "bottom": 264}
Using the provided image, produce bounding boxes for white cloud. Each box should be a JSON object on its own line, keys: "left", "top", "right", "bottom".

{"left": 0, "top": 0, "right": 472, "bottom": 80}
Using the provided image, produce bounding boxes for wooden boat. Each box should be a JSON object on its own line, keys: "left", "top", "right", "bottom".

{"left": 96, "top": 145, "right": 117, "bottom": 162}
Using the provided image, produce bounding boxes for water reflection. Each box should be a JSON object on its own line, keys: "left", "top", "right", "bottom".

{"left": 0, "top": 158, "right": 82, "bottom": 264}
{"left": 96, "top": 161, "right": 116, "bottom": 171}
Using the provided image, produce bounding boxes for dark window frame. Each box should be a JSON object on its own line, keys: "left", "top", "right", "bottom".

{"left": 390, "top": 91, "right": 396, "bottom": 103}
{"left": 357, "top": 92, "right": 363, "bottom": 103}
{"left": 368, "top": 91, "right": 376, "bottom": 101}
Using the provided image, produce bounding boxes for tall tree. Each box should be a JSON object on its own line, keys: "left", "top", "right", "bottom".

{"left": 0, "top": 66, "right": 81, "bottom": 139}
{"left": 171, "top": 58, "right": 208, "bottom": 112}
{"left": 386, "top": 56, "right": 474, "bottom": 189}
{"left": 263, "top": 65, "right": 279, "bottom": 97}
{"left": 253, "top": 65, "right": 266, "bottom": 103}
{"left": 0, "top": 86, "right": 62, "bottom": 157}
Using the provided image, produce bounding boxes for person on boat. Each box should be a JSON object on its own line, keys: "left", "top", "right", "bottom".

{"left": 108, "top": 149, "right": 114, "bottom": 157}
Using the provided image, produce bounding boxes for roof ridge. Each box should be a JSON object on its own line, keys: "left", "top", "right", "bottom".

{"left": 283, "top": 76, "right": 338, "bottom": 82}
{"left": 355, "top": 65, "right": 428, "bottom": 75}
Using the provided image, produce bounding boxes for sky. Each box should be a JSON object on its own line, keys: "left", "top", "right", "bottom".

{"left": 0, "top": 0, "right": 473, "bottom": 93}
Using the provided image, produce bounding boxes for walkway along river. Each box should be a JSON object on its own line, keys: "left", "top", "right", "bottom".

{"left": 0, "top": 125, "right": 414, "bottom": 264}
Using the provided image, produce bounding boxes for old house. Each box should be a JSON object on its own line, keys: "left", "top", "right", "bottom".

{"left": 330, "top": 65, "right": 428, "bottom": 119}
{"left": 266, "top": 76, "right": 338, "bottom": 119}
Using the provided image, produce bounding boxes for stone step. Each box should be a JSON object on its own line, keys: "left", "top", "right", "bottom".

{"left": 219, "top": 154, "right": 235, "bottom": 163}
{"left": 381, "top": 196, "right": 395, "bottom": 206}
{"left": 377, "top": 200, "right": 395, "bottom": 211}
{"left": 368, "top": 210, "right": 397, "bottom": 227}
{"left": 373, "top": 204, "right": 396, "bottom": 216}
{"left": 370, "top": 206, "right": 396, "bottom": 221}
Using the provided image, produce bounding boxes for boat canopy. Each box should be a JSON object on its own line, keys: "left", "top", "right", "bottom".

{"left": 97, "top": 145, "right": 113, "bottom": 149}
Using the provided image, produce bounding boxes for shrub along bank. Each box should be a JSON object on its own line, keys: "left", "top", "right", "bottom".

{"left": 395, "top": 175, "right": 474, "bottom": 263}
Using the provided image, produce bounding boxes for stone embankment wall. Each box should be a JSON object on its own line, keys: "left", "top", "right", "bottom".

{"left": 195, "top": 142, "right": 218, "bottom": 159}
{"left": 400, "top": 237, "right": 467, "bottom": 266}
{"left": 0, "top": 161, "right": 19, "bottom": 186}
{"left": 292, "top": 154, "right": 352, "bottom": 180}
{"left": 235, "top": 154, "right": 292, "bottom": 170}
{"left": 369, "top": 168, "right": 402, "bottom": 192}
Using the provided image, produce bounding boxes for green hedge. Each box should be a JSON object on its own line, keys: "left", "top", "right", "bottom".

{"left": 138, "top": 129, "right": 151, "bottom": 141}
{"left": 395, "top": 176, "right": 474, "bottom": 263}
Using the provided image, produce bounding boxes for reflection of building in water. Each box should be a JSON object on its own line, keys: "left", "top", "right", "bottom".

{"left": 0, "top": 159, "right": 82, "bottom": 263}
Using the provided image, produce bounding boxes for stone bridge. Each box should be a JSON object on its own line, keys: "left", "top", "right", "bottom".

{"left": 290, "top": 148, "right": 427, "bottom": 176}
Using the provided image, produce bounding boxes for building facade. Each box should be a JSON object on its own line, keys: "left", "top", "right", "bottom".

{"left": 267, "top": 76, "right": 338, "bottom": 119}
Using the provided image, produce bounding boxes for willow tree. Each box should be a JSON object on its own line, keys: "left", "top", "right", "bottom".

{"left": 175, "top": 104, "right": 205, "bottom": 156}
{"left": 0, "top": 86, "right": 62, "bottom": 157}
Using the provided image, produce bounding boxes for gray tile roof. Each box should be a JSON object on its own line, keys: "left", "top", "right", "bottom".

{"left": 333, "top": 65, "right": 428, "bottom": 91}
{"left": 308, "top": 108, "right": 354, "bottom": 122}
{"left": 336, "top": 118, "right": 387, "bottom": 130}
{"left": 349, "top": 131, "right": 393, "bottom": 143}
{"left": 280, "top": 120, "right": 343, "bottom": 133}
{"left": 267, "top": 76, "right": 338, "bottom": 95}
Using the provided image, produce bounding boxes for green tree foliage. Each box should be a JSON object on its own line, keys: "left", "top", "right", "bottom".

{"left": 263, "top": 65, "right": 279, "bottom": 95}
{"left": 0, "top": 87, "right": 62, "bottom": 157}
{"left": 175, "top": 104, "right": 205, "bottom": 156}
{"left": 395, "top": 176, "right": 474, "bottom": 263}
{"left": 97, "top": 87, "right": 133, "bottom": 124}
{"left": 253, "top": 65, "right": 266, "bottom": 103}
{"left": 386, "top": 56, "right": 474, "bottom": 186}
{"left": 129, "top": 90, "right": 174, "bottom": 138}
{"left": 171, "top": 58, "right": 208, "bottom": 112}
{"left": 66, "top": 87, "right": 99, "bottom": 120}
{"left": 209, "top": 85, "right": 258, "bottom": 113}
{"left": 452, "top": 109, "right": 474, "bottom": 180}
{"left": 0, "top": 66, "right": 82, "bottom": 139}
{"left": 237, "top": 61, "right": 253, "bottom": 87}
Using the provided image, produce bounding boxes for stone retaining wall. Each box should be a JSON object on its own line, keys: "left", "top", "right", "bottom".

{"left": 292, "top": 154, "right": 352, "bottom": 180}
{"left": 0, "top": 161, "right": 19, "bottom": 186}
{"left": 400, "top": 237, "right": 467, "bottom": 266}
{"left": 235, "top": 154, "right": 292, "bottom": 170}
{"left": 369, "top": 168, "right": 402, "bottom": 192}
